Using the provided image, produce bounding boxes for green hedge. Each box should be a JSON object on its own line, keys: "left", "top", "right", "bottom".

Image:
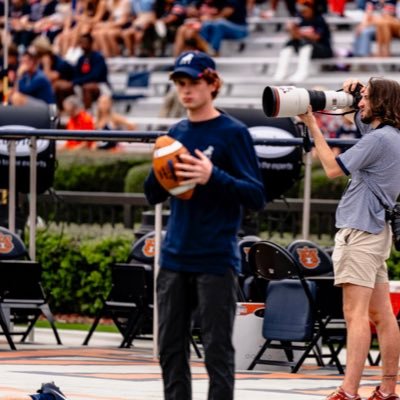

{"left": 35, "top": 225, "right": 133, "bottom": 315}
{"left": 33, "top": 224, "right": 400, "bottom": 317}
{"left": 54, "top": 150, "right": 352, "bottom": 198}
{"left": 54, "top": 151, "right": 150, "bottom": 192}
{"left": 124, "top": 163, "right": 152, "bottom": 193}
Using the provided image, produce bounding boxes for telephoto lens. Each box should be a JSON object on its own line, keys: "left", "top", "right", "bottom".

{"left": 262, "top": 86, "right": 355, "bottom": 118}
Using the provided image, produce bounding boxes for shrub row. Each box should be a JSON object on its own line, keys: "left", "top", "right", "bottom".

{"left": 54, "top": 151, "right": 151, "bottom": 192}
{"left": 55, "top": 151, "right": 347, "bottom": 198}
{"left": 35, "top": 225, "right": 133, "bottom": 315}
{"left": 34, "top": 225, "right": 400, "bottom": 317}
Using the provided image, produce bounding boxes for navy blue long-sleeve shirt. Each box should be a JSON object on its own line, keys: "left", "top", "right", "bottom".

{"left": 73, "top": 51, "right": 108, "bottom": 86}
{"left": 144, "top": 113, "right": 266, "bottom": 275}
{"left": 18, "top": 69, "right": 55, "bottom": 104}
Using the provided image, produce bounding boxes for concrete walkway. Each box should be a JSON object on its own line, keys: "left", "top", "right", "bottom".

{"left": 0, "top": 329, "right": 383, "bottom": 400}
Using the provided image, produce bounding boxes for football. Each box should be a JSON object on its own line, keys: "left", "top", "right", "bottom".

{"left": 152, "top": 135, "right": 196, "bottom": 200}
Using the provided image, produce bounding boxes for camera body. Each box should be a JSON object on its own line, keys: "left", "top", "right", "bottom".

{"left": 263, "top": 85, "right": 362, "bottom": 118}
{"left": 388, "top": 205, "right": 400, "bottom": 251}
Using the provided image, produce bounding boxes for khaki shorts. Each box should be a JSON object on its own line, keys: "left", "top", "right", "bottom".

{"left": 332, "top": 224, "right": 392, "bottom": 288}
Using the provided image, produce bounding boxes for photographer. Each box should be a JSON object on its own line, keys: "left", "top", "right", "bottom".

{"left": 298, "top": 77, "right": 400, "bottom": 400}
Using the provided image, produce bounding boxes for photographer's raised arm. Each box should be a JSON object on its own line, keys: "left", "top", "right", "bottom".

{"left": 298, "top": 106, "right": 344, "bottom": 179}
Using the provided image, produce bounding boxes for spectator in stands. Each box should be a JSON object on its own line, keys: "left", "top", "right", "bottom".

{"left": 374, "top": 0, "right": 400, "bottom": 56}
{"left": 8, "top": 0, "right": 31, "bottom": 49}
{"left": 62, "top": 94, "right": 95, "bottom": 150}
{"left": 352, "top": 0, "right": 399, "bottom": 57}
{"left": 94, "top": 93, "right": 137, "bottom": 149}
{"left": 14, "top": 0, "right": 58, "bottom": 51}
{"left": 55, "top": 0, "right": 108, "bottom": 61}
{"left": 91, "top": 0, "right": 133, "bottom": 57}
{"left": 33, "top": 0, "right": 73, "bottom": 43}
{"left": 54, "top": 33, "right": 110, "bottom": 110}
{"left": 9, "top": 47, "right": 55, "bottom": 106}
{"left": 153, "top": 0, "right": 189, "bottom": 56}
{"left": 172, "top": 0, "right": 219, "bottom": 56}
{"left": 0, "top": 44, "right": 19, "bottom": 103}
{"left": 198, "top": 0, "right": 248, "bottom": 56}
{"left": 121, "top": 0, "right": 157, "bottom": 56}
{"left": 31, "top": 35, "right": 75, "bottom": 109}
{"left": 273, "top": 0, "right": 333, "bottom": 83}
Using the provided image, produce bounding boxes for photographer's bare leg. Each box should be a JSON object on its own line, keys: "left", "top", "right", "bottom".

{"left": 369, "top": 283, "right": 400, "bottom": 394}
{"left": 341, "top": 284, "right": 374, "bottom": 395}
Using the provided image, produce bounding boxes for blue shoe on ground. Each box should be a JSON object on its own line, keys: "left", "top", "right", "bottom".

{"left": 31, "top": 382, "right": 69, "bottom": 400}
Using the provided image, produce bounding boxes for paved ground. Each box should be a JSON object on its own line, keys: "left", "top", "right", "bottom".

{"left": 0, "top": 328, "right": 385, "bottom": 400}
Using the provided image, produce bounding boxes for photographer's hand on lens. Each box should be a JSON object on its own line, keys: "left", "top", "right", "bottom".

{"left": 297, "top": 105, "right": 318, "bottom": 132}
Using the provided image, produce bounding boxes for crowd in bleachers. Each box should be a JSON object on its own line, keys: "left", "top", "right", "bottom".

{"left": 1, "top": 0, "right": 400, "bottom": 150}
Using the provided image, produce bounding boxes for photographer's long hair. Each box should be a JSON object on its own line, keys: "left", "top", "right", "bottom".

{"left": 368, "top": 78, "right": 400, "bottom": 128}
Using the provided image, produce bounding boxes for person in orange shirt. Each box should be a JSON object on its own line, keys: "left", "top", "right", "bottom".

{"left": 62, "top": 95, "right": 95, "bottom": 150}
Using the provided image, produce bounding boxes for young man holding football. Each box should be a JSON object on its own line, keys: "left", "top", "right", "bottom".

{"left": 144, "top": 51, "right": 266, "bottom": 400}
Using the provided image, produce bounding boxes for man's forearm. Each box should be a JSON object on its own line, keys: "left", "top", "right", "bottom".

{"left": 308, "top": 121, "right": 344, "bottom": 179}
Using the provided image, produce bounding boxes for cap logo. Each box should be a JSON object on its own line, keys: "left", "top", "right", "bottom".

{"left": 180, "top": 53, "right": 194, "bottom": 65}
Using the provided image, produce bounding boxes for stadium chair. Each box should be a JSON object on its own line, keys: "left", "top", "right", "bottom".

{"left": 0, "top": 260, "right": 62, "bottom": 350}
{"left": 0, "top": 227, "right": 62, "bottom": 350}
{"left": 127, "top": 230, "right": 202, "bottom": 357}
{"left": 247, "top": 240, "right": 344, "bottom": 373}
{"left": 288, "top": 239, "right": 385, "bottom": 368}
{"left": 237, "top": 235, "right": 264, "bottom": 302}
{"left": 0, "top": 226, "right": 30, "bottom": 260}
{"left": 83, "top": 230, "right": 201, "bottom": 356}
{"left": 287, "top": 239, "right": 347, "bottom": 367}
{"left": 111, "top": 71, "right": 150, "bottom": 113}
{"left": 83, "top": 263, "right": 152, "bottom": 348}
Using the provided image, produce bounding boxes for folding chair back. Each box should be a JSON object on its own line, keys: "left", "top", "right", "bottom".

{"left": 0, "top": 227, "right": 29, "bottom": 260}
{"left": 248, "top": 240, "right": 302, "bottom": 280}
{"left": 108, "top": 263, "right": 149, "bottom": 306}
{"left": 287, "top": 239, "right": 333, "bottom": 277}
{"left": 0, "top": 260, "right": 44, "bottom": 301}
{"left": 238, "top": 235, "right": 265, "bottom": 301}
{"left": 83, "top": 263, "right": 152, "bottom": 348}
{"left": 128, "top": 230, "right": 165, "bottom": 265}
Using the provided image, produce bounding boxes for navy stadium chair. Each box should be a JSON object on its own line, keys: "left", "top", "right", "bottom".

{"left": 247, "top": 240, "right": 344, "bottom": 373}
{"left": 0, "top": 227, "right": 61, "bottom": 350}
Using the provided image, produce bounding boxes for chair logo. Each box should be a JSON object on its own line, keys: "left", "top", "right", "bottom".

{"left": 142, "top": 238, "right": 155, "bottom": 258}
{"left": 0, "top": 232, "right": 14, "bottom": 254}
{"left": 296, "top": 246, "right": 320, "bottom": 269}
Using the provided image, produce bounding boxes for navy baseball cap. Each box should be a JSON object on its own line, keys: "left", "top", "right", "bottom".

{"left": 170, "top": 51, "right": 216, "bottom": 79}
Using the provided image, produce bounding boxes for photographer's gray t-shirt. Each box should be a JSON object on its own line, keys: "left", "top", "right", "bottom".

{"left": 335, "top": 112, "right": 400, "bottom": 234}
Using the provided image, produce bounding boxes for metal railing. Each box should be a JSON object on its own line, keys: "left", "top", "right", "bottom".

{"left": 0, "top": 127, "right": 359, "bottom": 258}
{"left": 19, "top": 191, "right": 339, "bottom": 239}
